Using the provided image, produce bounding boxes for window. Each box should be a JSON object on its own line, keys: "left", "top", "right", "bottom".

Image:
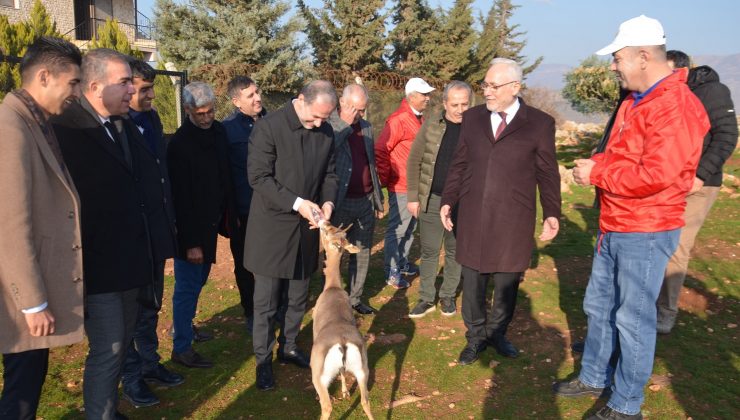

{"left": 0, "top": 0, "right": 16, "bottom": 8}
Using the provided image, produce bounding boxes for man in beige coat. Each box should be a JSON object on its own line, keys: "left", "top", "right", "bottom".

{"left": 0, "top": 37, "right": 83, "bottom": 419}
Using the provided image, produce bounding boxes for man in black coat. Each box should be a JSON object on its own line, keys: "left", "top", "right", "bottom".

{"left": 167, "top": 81, "right": 236, "bottom": 369}
{"left": 657, "top": 50, "right": 738, "bottom": 334}
{"left": 53, "top": 48, "right": 154, "bottom": 420}
{"left": 245, "top": 80, "right": 339, "bottom": 390}
{"left": 120, "top": 59, "right": 184, "bottom": 409}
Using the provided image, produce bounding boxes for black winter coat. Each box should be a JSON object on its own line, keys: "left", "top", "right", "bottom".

{"left": 53, "top": 99, "right": 152, "bottom": 294}
{"left": 244, "top": 102, "right": 338, "bottom": 279}
{"left": 167, "top": 118, "right": 236, "bottom": 263}
{"left": 687, "top": 66, "right": 738, "bottom": 186}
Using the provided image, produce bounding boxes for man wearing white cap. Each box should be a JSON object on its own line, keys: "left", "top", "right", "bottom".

{"left": 553, "top": 15, "right": 710, "bottom": 420}
{"left": 374, "top": 77, "right": 435, "bottom": 288}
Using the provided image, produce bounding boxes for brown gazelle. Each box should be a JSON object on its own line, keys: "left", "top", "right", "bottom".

{"left": 311, "top": 221, "right": 374, "bottom": 420}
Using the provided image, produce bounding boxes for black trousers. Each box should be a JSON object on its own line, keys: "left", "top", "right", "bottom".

{"left": 461, "top": 266, "right": 522, "bottom": 346}
{"left": 1, "top": 348, "right": 49, "bottom": 420}
{"left": 230, "top": 214, "right": 256, "bottom": 318}
{"left": 252, "top": 275, "right": 309, "bottom": 365}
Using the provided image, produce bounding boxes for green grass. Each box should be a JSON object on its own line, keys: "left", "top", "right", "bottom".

{"left": 4, "top": 149, "right": 739, "bottom": 420}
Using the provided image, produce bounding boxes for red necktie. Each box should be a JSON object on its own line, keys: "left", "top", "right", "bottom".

{"left": 495, "top": 111, "right": 507, "bottom": 139}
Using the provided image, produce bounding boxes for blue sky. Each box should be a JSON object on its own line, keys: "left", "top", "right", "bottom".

{"left": 138, "top": 0, "right": 740, "bottom": 66}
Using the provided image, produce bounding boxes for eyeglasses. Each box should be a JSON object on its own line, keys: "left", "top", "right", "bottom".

{"left": 480, "top": 81, "right": 518, "bottom": 91}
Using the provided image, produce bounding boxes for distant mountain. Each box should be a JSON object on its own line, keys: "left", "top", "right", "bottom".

{"left": 525, "top": 63, "right": 572, "bottom": 90}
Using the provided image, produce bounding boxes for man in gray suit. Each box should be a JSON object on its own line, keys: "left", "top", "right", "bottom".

{"left": 328, "top": 84, "right": 384, "bottom": 315}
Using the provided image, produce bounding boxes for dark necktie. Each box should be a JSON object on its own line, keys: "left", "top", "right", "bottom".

{"left": 495, "top": 111, "right": 507, "bottom": 139}
{"left": 104, "top": 120, "right": 120, "bottom": 144}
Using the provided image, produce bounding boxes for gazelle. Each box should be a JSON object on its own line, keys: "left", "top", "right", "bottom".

{"left": 311, "top": 221, "right": 374, "bottom": 420}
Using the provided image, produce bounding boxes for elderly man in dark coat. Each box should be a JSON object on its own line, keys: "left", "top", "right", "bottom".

{"left": 167, "top": 81, "right": 236, "bottom": 369}
{"left": 245, "top": 80, "right": 339, "bottom": 391}
{"left": 441, "top": 58, "right": 561, "bottom": 366}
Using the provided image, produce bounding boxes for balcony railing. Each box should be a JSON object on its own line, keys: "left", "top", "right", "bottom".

{"left": 65, "top": 17, "right": 156, "bottom": 43}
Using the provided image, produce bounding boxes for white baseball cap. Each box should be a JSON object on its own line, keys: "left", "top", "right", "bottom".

{"left": 405, "top": 77, "right": 435, "bottom": 96}
{"left": 596, "top": 15, "right": 666, "bottom": 56}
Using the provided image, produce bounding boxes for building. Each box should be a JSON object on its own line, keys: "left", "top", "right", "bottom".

{"left": 1, "top": 0, "right": 156, "bottom": 60}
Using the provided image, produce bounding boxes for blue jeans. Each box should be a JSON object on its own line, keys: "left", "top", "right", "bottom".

{"left": 172, "top": 258, "right": 211, "bottom": 354}
{"left": 579, "top": 229, "right": 680, "bottom": 415}
{"left": 383, "top": 192, "right": 417, "bottom": 276}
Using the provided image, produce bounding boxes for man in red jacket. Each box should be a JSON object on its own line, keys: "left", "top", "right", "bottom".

{"left": 374, "top": 77, "right": 435, "bottom": 288}
{"left": 553, "top": 16, "right": 710, "bottom": 420}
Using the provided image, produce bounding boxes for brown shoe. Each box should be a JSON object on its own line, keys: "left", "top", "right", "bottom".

{"left": 171, "top": 348, "right": 213, "bottom": 369}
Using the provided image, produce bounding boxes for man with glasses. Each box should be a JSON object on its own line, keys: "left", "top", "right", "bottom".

{"left": 167, "top": 82, "right": 236, "bottom": 369}
{"left": 375, "top": 77, "right": 435, "bottom": 289}
{"left": 440, "top": 58, "right": 561, "bottom": 365}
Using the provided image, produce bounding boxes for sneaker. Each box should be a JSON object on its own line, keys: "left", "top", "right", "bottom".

{"left": 400, "top": 263, "right": 420, "bottom": 276}
{"left": 386, "top": 269, "right": 410, "bottom": 289}
{"left": 408, "top": 300, "right": 435, "bottom": 318}
{"left": 552, "top": 378, "right": 608, "bottom": 398}
{"left": 440, "top": 297, "right": 456, "bottom": 316}
{"left": 586, "top": 406, "right": 643, "bottom": 420}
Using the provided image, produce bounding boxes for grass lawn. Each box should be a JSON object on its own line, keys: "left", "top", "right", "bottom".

{"left": 5, "top": 147, "right": 738, "bottom": 420}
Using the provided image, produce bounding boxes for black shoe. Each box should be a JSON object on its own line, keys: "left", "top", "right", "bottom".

{"left": 408, "top": 300, "right": 435, "bottom": 318}
{"left": 122, "top": 379, "right": 160, "bottom": 408}
{"left": 142, "top": 363, "right": 185, "bottom": 387}
{"left": 586, "top": 406, "right": 643, "bottom": 420}
{"left": 277, "top": 348, "right": 310, "bottom": 369}
{"left": 458, "top": 342, "right": 487, "bottom": 366}
{"left": 440, "top": 297, "right": 456, "bottom": 316}
{"left": 171, "top": 349, "right": 213, "bottom": 369}
{"left": 488, "top": 334, "right": 519, "bottom": 358}
{"left": 115, "top": 411, "right": 129, "bottom": 420}
{"left": 571, "top": 341, "right": 585, "bottom": 353}
{"left": 256, "top": 362, "right": 275, "bottom": 391}
{"left": 553, "top": 378, "right": 607, "bottom": 397}
{"left": 192, "top": 324, "right": 214, "bottom": 342}
{"left": 352, "top": 302, "right": 376, "bottom": 315}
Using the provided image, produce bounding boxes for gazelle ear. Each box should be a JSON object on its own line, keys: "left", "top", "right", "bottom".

{"left": 344, "top": 243, "right": 360, "bottom": 254}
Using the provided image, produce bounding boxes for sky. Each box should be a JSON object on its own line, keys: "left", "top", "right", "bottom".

{"left": 137, "top": 0, "right": 740, "bottom": 66}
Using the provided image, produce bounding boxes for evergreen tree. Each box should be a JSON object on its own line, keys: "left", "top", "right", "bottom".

{"left": 562, "top": 55, "right": 619, "bottom": 114}
{"left": 387, "top": 0, "right": 436, "bottom": 74}
{"left": 155, "top": 0, "right": 314, "bottom": 92}
{"left": 470, "top": 0, "right": 541, "bottom": 82}
{"left": 88, "top": 18, "right": 143, "bottom": 58}
{"left": 297, "top": 0, "right": 386, "bottom": 72}
{"left": 152, "top": 62, "right": 180, "bottom": 134}
{"left": 431, "top": 0, "right": 476, "bottom": 80}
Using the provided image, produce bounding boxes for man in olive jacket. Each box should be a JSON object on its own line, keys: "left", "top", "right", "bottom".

{"left": 245, "top": 80, "right": 339, "bottom": 391}
{"left": 406, "top": 81, "right": 472, "bottom": 319}
{"left": 0, "top": 37, "right": 83, "bottom": 420}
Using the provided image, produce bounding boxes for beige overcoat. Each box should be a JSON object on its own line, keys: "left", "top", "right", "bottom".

{"left": 0, "top": 93, "right": 84, "bottom": 354}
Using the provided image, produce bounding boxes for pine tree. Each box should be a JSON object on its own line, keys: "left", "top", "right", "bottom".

{"left": 88, "top": 18, "right": 143, "bottom": 58}
{"left": 387, "top": 0, "right": 436, "bottom": 74}
{"left": 155, "top": 0, "right": 315, "bottom": 92}
{"left": 152, "top": 62, "right": 179, "bottom": 134}
{"left": 469, "top": 0, "right": 541, "bottom": 82}
{"left": 431, "top": 0, "right": 477, "bottom": 80}
{"left": 297, "top": 0, "right": 386, "bottom": 72}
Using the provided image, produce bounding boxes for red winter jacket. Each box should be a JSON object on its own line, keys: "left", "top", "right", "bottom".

{"left": 590, "top": 68, "right": 710, "bottom": 233}
{"left": 374, "top": 98, "right": 423, "bottom": 192}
